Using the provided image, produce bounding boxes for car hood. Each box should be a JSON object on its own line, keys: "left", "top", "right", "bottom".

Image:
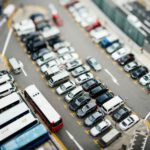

{"left": 90, "top": 127, "right": 99, "bottom": 136}
{"left": 85, "top": 118, "right": 93, "bottom": 126}
{"left": 77, "top": 109, "right": 85, "bottom": 116}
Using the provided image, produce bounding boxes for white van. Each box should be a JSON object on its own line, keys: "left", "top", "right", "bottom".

{"left": 48, "top": 71, "right": 70, "bottom": 87}
{"left": 0, "top": 74, "right": 14, "bottom": 85}
{"left": 0, "top": 82, "right": 16, "bottom": 98}
{"left": 99, "top": 128, "right": 122, "bottom": 148}
{"left": 9, "top": 58, "right": 21, "bottom": 74}
{"left": 101, "top": 96, "right": 124, "bottom": 114}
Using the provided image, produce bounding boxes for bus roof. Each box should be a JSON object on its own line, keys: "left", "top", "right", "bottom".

{"left": 25, "top": 85, "right": 61, "bottom": 123}
{"left": 0, "top": 82, "right": 13, "bottom": 92}
{"left": 0, "top": 74, "right": 10, "bottom": 84}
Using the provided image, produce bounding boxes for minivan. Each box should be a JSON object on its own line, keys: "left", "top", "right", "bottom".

{"left": 48, "top": 71, "right": 70, "bottom": 87}
{"left": 101, "top": 96, "right": 124, "bottom": 114}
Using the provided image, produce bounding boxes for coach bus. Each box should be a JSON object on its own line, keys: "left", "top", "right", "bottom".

{"left": 0, "top": 124, "right": 50, "bottom": 150}
{"left": 0, "top": 113, "right": 38, "bottom": 144}
{"left": 0, "top": 102, "right": 30, "bottom": 129}
{"left": 24, "top": 84, "right": 63, "bottom": 132}
{"left": 0, "top": 92, "right": 22, "bottom": 113}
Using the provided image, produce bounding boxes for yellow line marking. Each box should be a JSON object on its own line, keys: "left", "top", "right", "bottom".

{"left": 70, "top": 112, "right": 75, "bottom": 117}
{"left": 133, "top": 81, "right": 138, "bottom": 85}
{"left": 119, "top": 67, "right": 123, "bottom": 71}
{"left": 51, "top": 89, "right": 55, "bottom": 93}
{"left": 64, "top": 104, "right": 67, "bottom": 109}
{"left": 32, "top": 61, "right": 35, "bottom": 65}
{"left": 145, "top": 120, "right": 150, "bottom": 130}
{"left": 84, "top": 130, "right": 89, "bottom": 135}
{"left": 112, "top": 61, "right": 117, "bottom": 65}
{"left": 36, "top": 67, "right": 40, "bottom": 71}
{"left": 93, "top": 139, "right": 99, "bottom": 145}
{"left": 51, "top": 133, "right": 68, "bottom": 150}
{"left": 28, "top": 55, "right": 31, "bottom": 58}
{"left": 76, "top": 120, "right": 82, "bottom": 126}
{"left": 41, "top": 74, "right": 44, "bottom": 78}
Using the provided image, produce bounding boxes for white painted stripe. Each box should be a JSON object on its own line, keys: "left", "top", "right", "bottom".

{"left": 144, "top": 112, "right": 150, "bottom": 120}
{"left": 65, "top": 130, "right": 84, "bottom": 150}
{"left": 104, "top": 68, "right": 120, "bottom": 86}
{"left": 2, "top": 28, "right": 13, "bottom": 56}
{"left": 18, "top": 60, "right": 27, "bottom": 77}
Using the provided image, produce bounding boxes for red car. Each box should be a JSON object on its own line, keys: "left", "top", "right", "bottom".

{"left": 52, "top": 14, "right": 63, "bottom": 27}
{"left": 85, "top": 20, "right": 101, "bottom": 32}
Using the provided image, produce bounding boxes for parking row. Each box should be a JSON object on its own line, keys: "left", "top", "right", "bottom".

{"left": 12, "top": 9, "right": 141, "bottom": 148}
{"left": 59, "top": 0, "right": 150, "bottom": 93}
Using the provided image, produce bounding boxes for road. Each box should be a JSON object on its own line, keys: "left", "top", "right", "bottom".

{"left": 0, "top": 0, "right": 150, "bottom": 149}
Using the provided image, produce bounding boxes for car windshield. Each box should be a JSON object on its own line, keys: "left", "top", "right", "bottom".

{"left": 61, "top": 85, "right": 67, "bottom": 90}
{"left": 75, "top": 99, "right": 81, "bottom": 106}
{"left": 68, "top": 92, "right": 74, "bottom": 98}
{"left": 96, "top": 125, "right": 101, "bottom": 131}
{"left": 89, "top": 115, "right": 95, "bottom": 122}
{"left": 82, "top": 105, "right": 89, "bottom": 112}
{"left": 144, "top": 75, "right": 150, "bottom": 81}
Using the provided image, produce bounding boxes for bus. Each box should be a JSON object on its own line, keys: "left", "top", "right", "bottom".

{"left": 1, "top": 124, "right": 50, "bottom": 150}
{"left": 24, "top": 84, "right": 63, "bottom": 132}
{"left": 0, "top": 92, "right": 22, "bottom": 113}
{"left": 0, "top": 113, "right": 38, "bottom": 144}
{"left": 0, "top": 102, "right": 30, "bottom": 129}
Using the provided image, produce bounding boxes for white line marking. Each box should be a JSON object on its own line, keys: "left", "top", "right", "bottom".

{"left": 65, "top": 130, "right": 84, "bottom": 150}
{"left": 0, "top": 18, "right": 7, "bottom": 28}
{"left": 18, "top": 60, "right": 27, "bottom": 77}
{"left": 2, "top": 28, "right": 13, "bottom": 56}
{"left": 104, "top": 68, "right": 120, "bottom": 86}
{"left": 144, "top": 112, "right": 150, "bottom": 120}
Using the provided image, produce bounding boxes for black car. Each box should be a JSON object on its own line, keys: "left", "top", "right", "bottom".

{"left": 31, "top": 48, "right": 49, "bottom": 61}
{"left": 21, "top": 32, "right": 39, "bottom": 43}
{"left": 112, "top": 106, "right": 131, "bottom": 122}
{"left": 130, "top": 66, "right": 148, "bottom": 79}
{"left": 96, "top": 91, "right": 114, "bottom": 106}
{"left": 69, "top": 93, "right": 91, "bottom": 111}
{"left": 30, "top": 13, "right": 45, "bottom": 24}
{"left": 117, "top": 53, "right": 135, "bottom": 66}
{"left": 82, "top": 79, "right": 101, "bottom": 92}
{"left": 89, "top": 84, "right": 108, "bottom": 98}
{"left": 47, "top": 36, "right": 62, "bottom": 47}
{"left": 36, "top": 21, "right": 51, "bottom": 31}
{"left": 84, "top": 111, "right": 105, "bottom": 127}
{"left": 77, "top": 102, "right": 97, "bottom": 118}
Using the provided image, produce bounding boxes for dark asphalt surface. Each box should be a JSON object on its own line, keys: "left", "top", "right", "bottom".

{"left": 0, "top": 0, "right": 150, "bottom": 149}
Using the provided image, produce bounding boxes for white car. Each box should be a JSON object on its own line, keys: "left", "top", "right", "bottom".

{"left": 36, "top": 52, "right": 56, "bottom": 66}
{"left": 139, "top": 73, "right": 150, "bottom": 86}
{"left": 59, "top": 53, "right": 79, "bottom": 64}
{"left": 90, "top": 119, "right": 111, "bottom": 137}
{"left": 65, "top": 86, "right": 83, "bottom": 103}
{"left": 111, "top": 48, "right": 129, "bottom": 60}
{"left": 90, "top": 27, "right": 109, "bottom": 43}
{"left": 56, "top": 80, "right": 76, "bottom": 95}
{"left": 53, "top": 41, "right": 71, "bottom": 51}
{"left": 123, "top": 61, "right": 139, "bottom": 72}
{"left": 57, "top": 47, "right": 75, "bottom": 56}
{"left": 75, "top": 72, "right": 93, "bottom": 85}
{"left": 66, "top": 59, "right": 82, "bottom": 71}
{"left": 40, "top": 59, "right": 61, "bottom": 73}
{"left": 119, "top": 114, "right": 139, "bottom": 131}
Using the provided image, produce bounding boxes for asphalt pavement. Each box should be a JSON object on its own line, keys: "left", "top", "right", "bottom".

{"left": 0, "top": 0, "right": 150, "bottom": 150}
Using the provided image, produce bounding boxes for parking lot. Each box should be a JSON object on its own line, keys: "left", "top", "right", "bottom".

{"left": 0, "top": 0, "right": 150, "bottom": 150}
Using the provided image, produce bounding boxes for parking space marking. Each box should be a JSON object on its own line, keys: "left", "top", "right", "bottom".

{"left": 27, "top": 55, "right": 31, "bottom": 58}
{"left": 93, "top": 139, "right": 99, "bottom": 145}
{"left": 70, "top": 112, "right": 75, "bottom": 117}
{"left": 76, "top": 120, "right": 82, "bottom": 126}
{"left": 51, "top": 89, "right": 55, "bottom": 93}
{"left": 41, "top": 74, "right": 44, "bottom": 78}
{"left": 64, "top": 104, "right": 68, "bottom": 109}
{"left": 84, "top": 129, "right": 89, "bottom": 135}
{"left": 32, "top": 61, "right": 35, "bottom": 65}
{"left": 36, "top": 67, "right": 40, "bottom": 72}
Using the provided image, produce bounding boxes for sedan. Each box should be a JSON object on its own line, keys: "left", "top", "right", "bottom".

{"left": 77, "top": 102, "right": 97, "bottom": 118}
{"left": 86, "top": 57, "right": 102, "bottom": 71}
{"left": 65, "top": 59, "right": 82, "bottom": 71}
{"left": 89, "top": 84, "right": 108, "bottom": 98}
{"left": 130, "top": 66, "right": 148, "bottom": 79}
{"left": 117, "top": 53, "right": 135, "bottom": 66}
{"left": 71, "top": 65, "right": 90, "bottom": 77}
{"left": 75, "top": 72, "right": 94, "bottom": 85}
{"left": 123, "top": 61, "right": 139, "bottom": 72}
{"left": 96, "top": 91, "right": 114, "bottom": 106}
{"left": 82, "top": 79, "right": 101, "bottom": 92}
{"left": 90, "top": 119, "right": 111, "bottom": 137}
{"left": 119, "top": 114, "right": 139, "bottom": 131}
{"left": 56, "top": 80, "right": 76, "bottom": 95}
{"left": 106, "top": 42, "right": 123, "bottom": 54}
{"left": 53, "top": 41, "right": 70, "bottom": 51}
{"left": 69, "top": 93, "right": 91, "bottom": 111}
{"left": 84, "top": 111, "right": 104, "bottom": 127}
{"left": 111, "top": 48, "right": 129, "bottom": 60}
{"left": 112, "top": 106, "right": 131, "bottom": 122}
{"left": 139, "top": 73, "right": 150, "bottom": 86}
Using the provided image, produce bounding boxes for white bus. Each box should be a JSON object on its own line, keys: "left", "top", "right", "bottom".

{"left": 0, "top": 74, "right": 14, "bottom": 85}
{"left": 0, "top": 113, "right": 38, "bottom": 143}
{"left": 24, "top": 84, "right": 63, "bottom": 132}
{"left": 0, "top": 102, "right": 30, "bottom": 129}
{"left": 0, "top": 92, "right": 22, "bottom": 113}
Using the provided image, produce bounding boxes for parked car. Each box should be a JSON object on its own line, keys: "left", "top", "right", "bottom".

{"left": 65, "top": 86, "right": 83, "bottom": 103}
{"left": 65, "top": 59, "right": 82, "bottom": 71}
{"left": 139, "top": 73, "right": 150, "bottom": 86}
{"left": 89, "top": 84, "right": 108, "bottom": 98}
{"left": 117, "top": 53, "right": 135, "bottom": 66}
{"left": 71, "top": 65, "right": 90, "bottom": 77}
{"left": 21, "top": 32, "right": 39, "bottom": 43}
{"left": 90, "top": 119, "right": 111, "bottom": 137}
{"left": 82, "top": 79, "right": 101, "bottom": 92}
{"left": 112, "top": 106, "right": 131, "bottom": 122}
{"left": 31, "top": 48, "right": 50, "bottom": 61}
{"left": 56, "top": 80, "right": 76, "bottom": 95}
{"left": 57, "top": 47, "right": 75, "bottom": 56}
{"left": 53, "top": 41, "right": 71, "bottom": 51}
{"left": 96, "top": 91, "right": 114, "bottom": 106}
{"left": 86, "top": 57, "right": 102, "bottom": 71}
{"left": 106, "top": 42, "right": 123, "bottom": 54}
{"left": 75, "top": 72, "right": 94, "bottom": 85}
{"left": 111, "top": 48, "right": 129, "bottom": 61}
{"left": 77, "top": 102, "right": 97, "bottom": 118}
{"left": 84, "top": 111, "right": 104, "bottom": 127}
{"left": 123, "top": 61, "right": 139, "bottom": 72}
{"left": 69, "top": 93, "right": 91, "bottom": 111}
{"left": 119, "top": 114, "right": 139, "bottom": 131}
{"left": 130, "top": 66, "right": 148, "bottom": 79}
{"left": 86, "top": 20, "right": 101, "bottom": 32}
{"left": 30, "top": 13, "right": 45, "bottom": 24}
